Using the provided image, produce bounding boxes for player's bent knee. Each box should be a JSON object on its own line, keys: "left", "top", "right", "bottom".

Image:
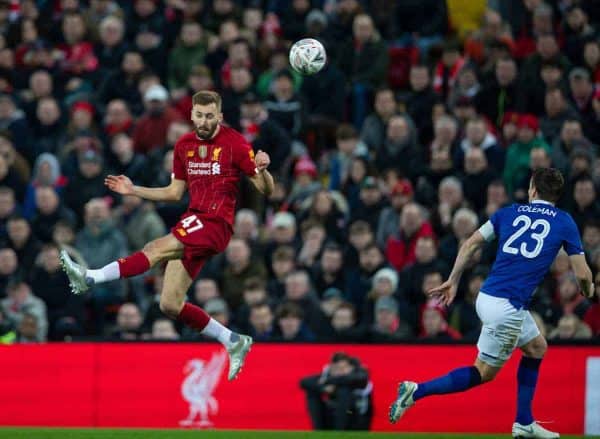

{"left": 159, "top": 297, "right": 183, "bottom": 319}
{"left": 522, "top": 336, "right": 547, "bottom": 358}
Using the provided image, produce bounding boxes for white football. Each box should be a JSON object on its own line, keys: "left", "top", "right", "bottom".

{"left": 289, "top": 38, "right": 327, "bottom": 75}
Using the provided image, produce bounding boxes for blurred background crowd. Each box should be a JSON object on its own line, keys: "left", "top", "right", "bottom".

{"left": 0, "top": 0, "right": 598, "bottom": 344}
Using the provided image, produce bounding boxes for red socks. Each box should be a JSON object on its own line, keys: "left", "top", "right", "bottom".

{"left": 178, "top": 302, "right": 210, "bottom": 331}
{"left": 117, "top": 251, "right": 151, "bottom": 278}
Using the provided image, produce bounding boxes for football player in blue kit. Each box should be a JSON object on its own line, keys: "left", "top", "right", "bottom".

{"left": 389, "top": 168, "right": 595, "bottom": 438}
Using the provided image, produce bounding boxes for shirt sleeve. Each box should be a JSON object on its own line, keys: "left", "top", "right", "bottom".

{"left": 478, "top": 220, "right": 496, "bottom": 242}
{"left": 234, "top": 139, "right": 258, "bottom": 177}
{"left": 562, "top": 214, "right": 584, "bottom": 256}
{"left": 172, "top": 140, "right": 187, "bottom": 181}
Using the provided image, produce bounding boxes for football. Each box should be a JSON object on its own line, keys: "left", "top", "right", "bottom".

{"left": 288, "top": 38, "right": 327, "bottom": 75}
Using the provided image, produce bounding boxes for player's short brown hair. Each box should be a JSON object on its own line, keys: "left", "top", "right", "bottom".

{"left": 531, "top": 167, "right": 564, "bottom": 203}
{"left": 192, "top": 90, "right": 222, "bottom": 111}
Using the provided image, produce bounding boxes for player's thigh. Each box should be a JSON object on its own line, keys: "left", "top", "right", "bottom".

{"left": 518, "top": 313, "right": 546, "bottom": 358}
{"left": 160, "top": 259, "right": 194, "bottom": 313}
{"left": 475, "top": 293, "right": 525, "bottom": 367}
{"left": 143, "top": 233, "right": 184, "bottom": 264}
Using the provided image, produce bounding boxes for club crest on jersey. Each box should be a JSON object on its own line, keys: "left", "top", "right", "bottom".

{"left": 212, "top": 147, "right": 222, "bottom": 162}
{"left": 198, "top": 145, "right": 208, "bottom": 159}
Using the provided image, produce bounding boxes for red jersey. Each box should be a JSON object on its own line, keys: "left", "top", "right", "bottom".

{"left": 172, "top": 125, "right": 258, "bottom": 226}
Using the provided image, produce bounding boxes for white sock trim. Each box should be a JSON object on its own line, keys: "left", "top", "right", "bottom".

{"left": 201, "top": 318, "right": 234, "bottom": 348}
{"left": 86, "top": 261, "right": 120, "bottom": 283}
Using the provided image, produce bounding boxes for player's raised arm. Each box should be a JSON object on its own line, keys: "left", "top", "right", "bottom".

{"left": 249, "top": 150, "right": 274, "bottom": 196}
{"left": 428, "top": 230, "right": 487, "bottom": 306}
{"left": 105, "top": 174, "right": 187, "bottom": 202}
{"left": 569, "top": 253, "right": 595, "bottom": 299}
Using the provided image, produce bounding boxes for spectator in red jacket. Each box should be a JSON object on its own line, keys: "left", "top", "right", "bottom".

{"left": 386, "top": 202, "right": 435, "bottom": 271}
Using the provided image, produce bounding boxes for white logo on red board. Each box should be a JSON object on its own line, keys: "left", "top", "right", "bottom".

{"left": 179, "top": 352, "right": 227, "bottom": 427}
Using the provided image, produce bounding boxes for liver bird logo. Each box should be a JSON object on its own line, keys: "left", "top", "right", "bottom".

{"left": 179, "top": 352, "right": 227, "bottom": 427}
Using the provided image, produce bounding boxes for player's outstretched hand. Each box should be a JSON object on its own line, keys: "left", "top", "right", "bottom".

{"left": 427, "top": 280, "right": 458, "bottom": 307}
{"left": 255, "top": 149, "right": 270, "bottom": 172}
{"left": 105, "top": 174, "right": 134, "bottom": 195}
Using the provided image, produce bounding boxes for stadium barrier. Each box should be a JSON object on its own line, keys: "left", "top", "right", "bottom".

{"left": 1, "top": 343, "right": 599, "bottom": 434}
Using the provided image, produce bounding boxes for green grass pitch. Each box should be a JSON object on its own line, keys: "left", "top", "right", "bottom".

{"left": 0, "top": 429, "right": 597, "bottom": 439}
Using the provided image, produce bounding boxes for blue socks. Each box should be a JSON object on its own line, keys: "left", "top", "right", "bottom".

{"left": 516, "top": 357, "right": 542, "bottom": 425}
{"left": 413, "top": 366, "right": 482, "bottom": 401}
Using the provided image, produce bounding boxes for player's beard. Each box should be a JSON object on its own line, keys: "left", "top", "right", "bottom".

{"left": 195, "top": 121, "right": 219, "bottom": 140}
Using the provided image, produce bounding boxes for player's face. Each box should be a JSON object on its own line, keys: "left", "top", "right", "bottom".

{"left": 191, "top": 103, "right": 222, "bottom": 140}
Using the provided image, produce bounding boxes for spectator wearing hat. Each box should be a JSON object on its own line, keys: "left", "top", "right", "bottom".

{"left": 320, "top": 287, "right": 344, "bottom": 318}
{"left": 168, "top": 21, "right": 210, "bottom": 92}
{"left": 63, "top": 148, "right": 110, "bottom": 223}
{"left": 499, "top": 110, "right": 520, "bottom": 148}
{"left": 132, "top": 84, "right": 182, "bottom": 154}
{"left": 363, "top": 267, "right": 399, "bottom": 323}
{"left": 540, "top": 87, "right": 579, "bottom": 144}
{"left": 419, "top": 299, "right": 461, "bottom": 340}
{"left": 503, "top": 113, "right": 550, "bottom": 195}
{"left": 24, "top": 154, "right": 68, "bottom": 223}
{"left": 337, "top": 13, "right": 389, "bottom": 128}
{"left": 239, "top": 91, "right": 291, "bottom": 172}
{"left": 369, "top": 296, "right": 413, "bottom": 342}
{"left": 264, "top": 212, "right": 298, "bottom": 263}
{"left": 286, "top": 156, "right": 321, "bottom": 212}
{"left": 97, "top": 50, "right": 147, "bottom": 116}
{"left": 264, "top": 69, "right": 307, "bottom": 138}
{"left": 349, "top": 176, "right": 387, "bottom": 232}
{"left": 65, "top": 101, "right": 98, "bottom": 143}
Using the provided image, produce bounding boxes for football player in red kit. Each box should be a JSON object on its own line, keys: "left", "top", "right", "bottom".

{"left": 60, "top": 91, "right": 274, "bottom": 380}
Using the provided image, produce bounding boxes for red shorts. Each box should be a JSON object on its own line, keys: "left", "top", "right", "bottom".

{"left": 171, "top": 212, "right": 233, "bottom": 278}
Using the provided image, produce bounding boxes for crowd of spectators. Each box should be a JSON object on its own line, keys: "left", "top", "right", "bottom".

{"left": 0, "top": 0, "right": 598, "bottom": 344}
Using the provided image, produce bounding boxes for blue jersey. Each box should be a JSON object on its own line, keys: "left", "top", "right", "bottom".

{"left": 479, "top": 200, "right": 583, "bottom": 309}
